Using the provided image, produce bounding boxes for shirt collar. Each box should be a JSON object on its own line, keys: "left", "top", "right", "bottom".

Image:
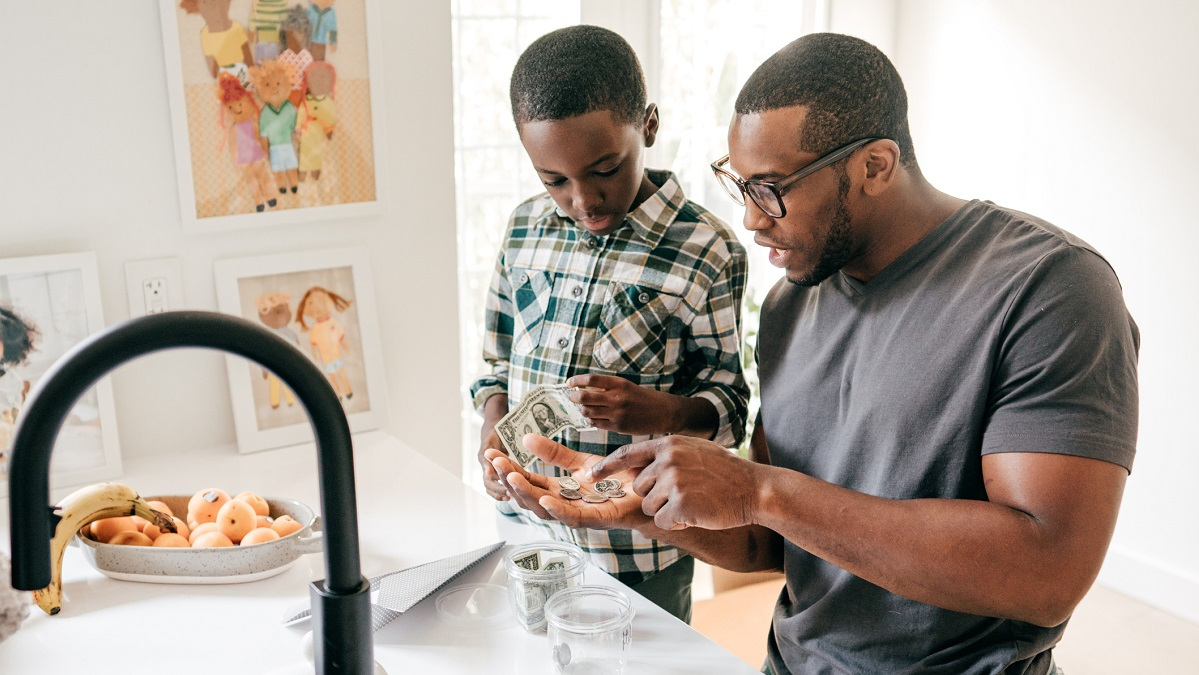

{"left": 540, "top": 170, "right": 686, "bottom": 249}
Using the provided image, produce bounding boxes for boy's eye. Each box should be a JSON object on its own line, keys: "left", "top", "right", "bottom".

{"left": 595, "top": 166, "right": 620, "bottom": 177}
{"left": 543, "top": 177, "right": 567, "bottom": 188}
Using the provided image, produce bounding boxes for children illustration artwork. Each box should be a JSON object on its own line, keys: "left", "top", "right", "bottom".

{"left": 0, "top": 307, "right": 39, "bottom": 463}
{"left": 254, "top": 292, "right": 302, "bottom": 408}
{"left": 296, "top": 286, "right": 353, "bottom": 402}
{"left": 224, "top": 261, "right": 372, "bottom": 436}
{"left": 218, "top": 73, "right": 278, "bottom": 212}
{"left": 167, "top": 0, "right": 377, "bottom": 222}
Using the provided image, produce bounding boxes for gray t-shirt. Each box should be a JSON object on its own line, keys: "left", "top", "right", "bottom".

{"left": 758, "top": 200, "right": 1139, "bottom": 674}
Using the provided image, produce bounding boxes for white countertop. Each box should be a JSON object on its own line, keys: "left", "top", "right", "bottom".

{"left": 1, "top": 431, "right": 756, "bottom": 674}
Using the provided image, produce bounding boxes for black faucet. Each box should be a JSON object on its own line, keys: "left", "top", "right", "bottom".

{"left": 8, "top": 311, "right": 373, "bottom": 674}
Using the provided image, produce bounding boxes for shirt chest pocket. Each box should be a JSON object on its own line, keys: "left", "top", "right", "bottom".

{"left": 511, "top": 268, "right": 554, "bottom": 355}
{"left": 593, "top": 281, "right": 683, "bottom": 375}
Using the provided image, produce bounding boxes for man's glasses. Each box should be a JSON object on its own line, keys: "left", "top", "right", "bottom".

{"left": 710, "top": 137, "right": 883, "bottom": 218}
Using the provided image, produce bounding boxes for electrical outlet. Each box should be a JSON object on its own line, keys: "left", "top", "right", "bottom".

{"left": 125, "top": 258, "right": 184, "bottom": 318}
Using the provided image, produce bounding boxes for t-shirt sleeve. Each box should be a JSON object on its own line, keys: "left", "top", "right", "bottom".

{"left": 981, "top": 245, "right": 1139, "bottom": 471}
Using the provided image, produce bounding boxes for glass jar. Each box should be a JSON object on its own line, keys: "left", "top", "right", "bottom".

{"left": 503, "top": 540, "right": 586, "bottom": 633}
{"left": 545, "top": 585, "right": 635, "bottom": 675}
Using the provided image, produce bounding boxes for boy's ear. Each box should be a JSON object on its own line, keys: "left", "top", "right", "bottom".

{"left": 643, "top": 104, "right": 659, "bottom": 148}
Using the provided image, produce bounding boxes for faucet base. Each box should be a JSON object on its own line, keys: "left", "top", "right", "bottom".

{"left": 310, "top": 576, "right": 374, "bottom": 674}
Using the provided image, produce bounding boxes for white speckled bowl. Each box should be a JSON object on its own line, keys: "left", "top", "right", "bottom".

{"left": 76, "top": 496, "right": 323, "bottom": 584}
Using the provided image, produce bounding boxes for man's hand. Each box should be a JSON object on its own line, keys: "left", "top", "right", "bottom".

{"left": 491, "top": 435, "right": 651, "bottom": 531}
{"left": 592, "top": 435, "right": 763, "bottom": 531}
{"left": 566, "top": 374, "right": 686, "bottom": 436}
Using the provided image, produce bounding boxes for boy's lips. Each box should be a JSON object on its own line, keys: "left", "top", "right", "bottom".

{"left": 579, "top": 214, "right": 615, "bottom": 231}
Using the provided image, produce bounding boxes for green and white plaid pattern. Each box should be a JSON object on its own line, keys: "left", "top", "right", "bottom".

{"left": 470, "top": 170, "right": 749, "bottom": 585}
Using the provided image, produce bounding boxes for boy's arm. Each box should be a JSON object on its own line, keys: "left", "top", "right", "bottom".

{"left": 674, "top": 244, "right": 751, "bottom": 447}
{"left": 468, "top": 250, "right": 515, "bottom": 413}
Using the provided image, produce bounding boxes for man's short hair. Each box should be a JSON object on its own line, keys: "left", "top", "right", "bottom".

{"left": 735, "top": 33, "right": 918, "bottom": 167}
{"left": 510, "top": 25, "right": 647, "bottom": 128}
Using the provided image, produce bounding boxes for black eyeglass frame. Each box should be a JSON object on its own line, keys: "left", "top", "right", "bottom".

{"left": 710, "top": 137, "right": 885, "bottom": 218}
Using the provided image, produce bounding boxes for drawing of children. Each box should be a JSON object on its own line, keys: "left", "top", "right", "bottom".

{"left": 248, "top": 0, "right": 289, "bottom": 63}
{"left": 295, "top": 286, "right": 353, "bottom": 401}
{"left": 248, "top": 59, "right": 300, "bottom": 196}
{"left": 255, "top": 292, "right": 302, "bottom": 409}
{"left": 180, "top": 0, "right": 254, "bottom": 86}
{"left": 299, "top": 62, "right": 336, "bottom": 187}
{"left": 218, "top": 73, "right": 277, "bottom": 212}
{"left": 0, "top": 307, "right": 39, "bottom": 463}
{"left": 306, "top": 0, "right": 338, "bottom": 62}
{"left": 278, "top": 6, "right": 314, "bottom": 109}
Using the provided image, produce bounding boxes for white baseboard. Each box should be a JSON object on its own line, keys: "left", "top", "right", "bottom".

{"left": 1096, "top": 546, "right": 1199, "bottom": 625}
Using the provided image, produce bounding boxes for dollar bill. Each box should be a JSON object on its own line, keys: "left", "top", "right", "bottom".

{"left": 495, "top": 384, "right": 594, "bottom": 469}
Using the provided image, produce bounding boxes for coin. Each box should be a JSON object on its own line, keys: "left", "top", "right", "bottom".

{"left": 606, "top": 489, "right": 626, "bottom": 498}
{"left": 557, "top": 475, "right": 580, "bottom": 490}
{"left": 594, "top": 479, "right": 622, "bottom": 493}
{"left": 581, "top": 493, "right": 609, "bottom": 504}
{"left": 559, "top": 488, "right": 582, "bottom": 500}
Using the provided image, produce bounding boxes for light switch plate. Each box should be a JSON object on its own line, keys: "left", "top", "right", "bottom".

{"left": 125, "top": 257, "right": 184, "bottom": 318}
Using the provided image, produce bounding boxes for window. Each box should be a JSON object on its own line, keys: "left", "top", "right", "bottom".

{"left": 452, "top": 0, "right": 821, "bottom": 485}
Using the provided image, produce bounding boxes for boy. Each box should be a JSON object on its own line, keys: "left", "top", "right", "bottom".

{"left": 469, "top": 25, "right": 749, "bottom": 622}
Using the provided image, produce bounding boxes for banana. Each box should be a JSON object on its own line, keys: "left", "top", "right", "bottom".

{"left": 33, "top": 482, "right": 174, "bottom": 616}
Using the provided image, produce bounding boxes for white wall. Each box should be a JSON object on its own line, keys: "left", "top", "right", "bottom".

{"left": 833, "top": 0, "right": 1198, "bottom": 622}
{"left": 0, "top": 2, "right": 464, "bottom": 475}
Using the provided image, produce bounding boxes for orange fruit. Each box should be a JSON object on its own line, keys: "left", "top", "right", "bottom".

{"left": 91, "top": 517, "right": 139, "bottom": 543}
{"left": 187, "top": 488, "right": 231, "bottom": 525}
{"left": 188, "top": 522, "right": 219, "bottom": 544}
{"left": 234, "top": 492, "right": 270, "bottom": 517}
{"left": 152, "top": 533, "right": 191, "bottom": 547}
{"left": 144, "top": 516, "right": 189, "bottom": 542}
{"left": 108, "top": 530, "right": 154, "bottom": 546}
{"left": 216, "top": 499, "right": 257, "bottom": 544}
{"left": 255, "top": 515, "right": 273, "bottom": 529}
{"left": 270, "top": 515, "right": 303, "bottom": 537}
{"left": 240, "top": 528, "right": 280, "bottom": 546}
{"left": 147, "top": 500, "right": 174, "bottom": 517}
{"left": 192, "top": 531, "right": 234, "bottom": 548}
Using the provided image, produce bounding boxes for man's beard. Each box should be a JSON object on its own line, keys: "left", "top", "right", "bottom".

{"left": 788, "top": 167, "right": 852, "bottom": 288}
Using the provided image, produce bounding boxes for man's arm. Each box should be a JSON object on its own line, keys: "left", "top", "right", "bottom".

{"left": 596, "top": 437, "right": 1127, "bottom": 628}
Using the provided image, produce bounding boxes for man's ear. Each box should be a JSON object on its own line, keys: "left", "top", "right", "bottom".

{"left": 862, "top": 139, "right": 900, "bottom": 196}
{"left": 643, "top": 103, "right": 659, "bottom": 148}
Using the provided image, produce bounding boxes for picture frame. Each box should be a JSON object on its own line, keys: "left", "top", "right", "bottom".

{"left": 0, "top": 252, "right": 122, "bottom": 496}
{"left": 213, "top": 247, "right": 387, "bottom": 453}
{"left": 159, "top": 0, "right": 385, "bottom": 233}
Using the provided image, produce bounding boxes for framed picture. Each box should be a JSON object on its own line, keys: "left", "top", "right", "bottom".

{"left": 213, "top": 247, "right": 387, "bottom": 453}
{"left": 0, "top": 252, "right": 121, "bottom": 496}
{"left": 159, "top": 0, "right": 385, "bottom": 232}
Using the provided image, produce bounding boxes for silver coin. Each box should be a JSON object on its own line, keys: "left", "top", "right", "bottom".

{"left": 606, "top": 489, "right": 626, "bottom": 498}
{"left": 581, "top": 493, "right": 609, "bottom": 504}
{"left": 594, "top": 478, "right": 622, "bottom": 493}
{"left": 557, "top": 475, "right": 580, "bottom": 490}
{"left": 559, "top": 488, "right": 582, "bottom": 500}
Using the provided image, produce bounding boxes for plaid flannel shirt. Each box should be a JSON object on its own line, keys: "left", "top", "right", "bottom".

{"left": 469, "top": 170, "right": 749, "bottom": 585}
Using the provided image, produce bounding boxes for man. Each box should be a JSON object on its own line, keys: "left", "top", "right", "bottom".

{"left": 490, "top": 32, "right": 1139, "bottom": 674}
{"left": 530, "top": 402, "right": 561, "bottom": 433}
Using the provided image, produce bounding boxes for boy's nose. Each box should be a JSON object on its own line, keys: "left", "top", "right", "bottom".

{"left": 570, "top": 185, "right": 603, "bottom": 215}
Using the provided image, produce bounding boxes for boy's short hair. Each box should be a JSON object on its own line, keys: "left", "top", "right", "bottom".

{"left": 510, "top": 25, "right": 647, "bottom": 128}
{"left": 736, "top": 33, "right": 918, "bottom": 168}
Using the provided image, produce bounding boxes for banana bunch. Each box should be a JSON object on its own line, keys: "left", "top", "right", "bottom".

{"left": 34, "top": 482, "right": 174, "bottom": 616}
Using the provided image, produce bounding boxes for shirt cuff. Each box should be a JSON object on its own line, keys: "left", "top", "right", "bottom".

{"left": 693, "top": 389, "right": 742, "bottom": 448}
{"left": 471, "top": 383, "right": 507, "bottom": 415}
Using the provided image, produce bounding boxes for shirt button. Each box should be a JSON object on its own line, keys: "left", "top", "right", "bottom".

{"left": 586, "top": 237, "right": 600, "bottom": 248}
{"left": 571, "top": 286, "right": 583, "bottom": 297}
{"left": 519, "top": 273, "right": 529, "bottom": 284}
{"left": 638, "top": 292, "right": 651, "bottom": 304}
{"left": 557, "top": 337, "right": 569, "bottom": 348}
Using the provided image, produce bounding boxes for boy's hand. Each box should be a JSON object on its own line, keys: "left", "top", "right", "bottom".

{"left": 566, "top": 374, "right": 683, "bottom": 436}
{"left": 489, "top": 435, "right": 650, "bottom": 531}
{"left": 478, "top": 429, "right": 509, "bottom": 501}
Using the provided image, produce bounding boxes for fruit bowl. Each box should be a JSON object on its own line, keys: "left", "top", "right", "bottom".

{"left": 76, "top": 496, "right": 323, "bottom": 584}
